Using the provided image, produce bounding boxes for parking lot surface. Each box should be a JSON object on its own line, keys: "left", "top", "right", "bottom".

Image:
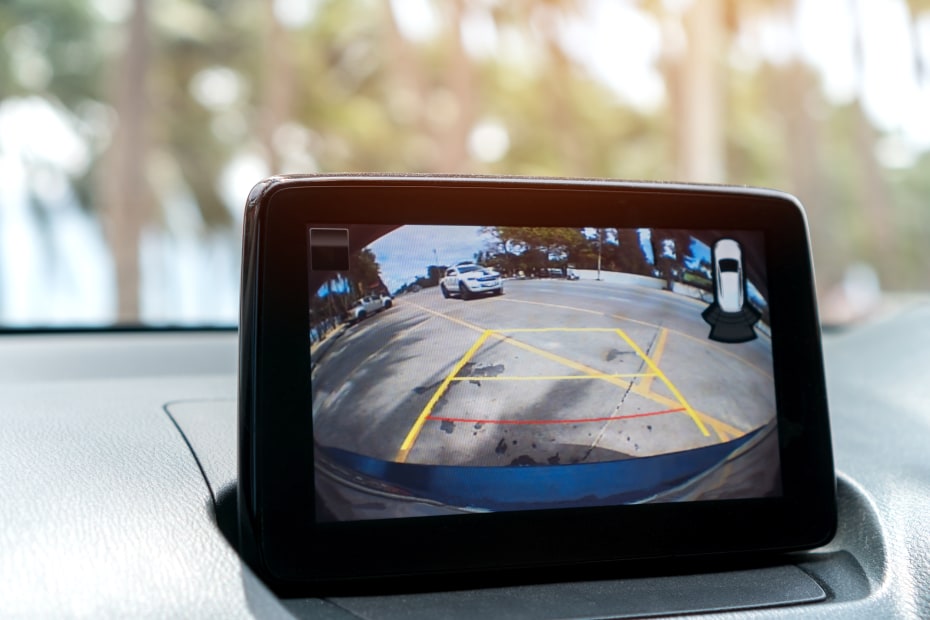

{"left": 313, "top": 279, "right": 776, "bottom": 486}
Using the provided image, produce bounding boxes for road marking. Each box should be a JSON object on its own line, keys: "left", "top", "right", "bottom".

{"left": 627, "top": 388, "right": 742, "bottom": 441}
{"left": 483, "top": 331, "right": 729, "bottom": 441}
{"left": 494, "top": 296, "right": 773, "bottom": 381}
{"left": 427, "top": 408, "right": 686, "bottom": 425}
{"left": 491, "top": 333, "right": 635, "bottom": 386}
{"left": 616, "top": 315, "right": 773, "bottom": 381}
{"left": 639, "top": 328, "right": 668, "bottom": 393}
{"left": 395, "top": 329, "right": 492, "bottom": 463}
{"left": 449, "top": 373, "right": 654, "bottom": 381}
{"left": 615, "top": 329, "right": 710, "bottom": 437}
{"left": 407, "top": 302, "right": 488, "bottom": 332}
{"left": 403, "top": 301, "right": 744, "bottom": 443}
{"left": 496, "top": 327, "right": 624, "bottom": 333}
{"left": 495, "top": 297, "right": 604, "bottom": 316}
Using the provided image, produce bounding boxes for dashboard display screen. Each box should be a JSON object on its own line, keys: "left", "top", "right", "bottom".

{"left": 309, "top": 224, "right": 781, "bottom": 523}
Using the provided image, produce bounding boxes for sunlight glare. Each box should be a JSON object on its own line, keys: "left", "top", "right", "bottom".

{"left": 390, "top": 0, "right": 440, "bottom": 43}
{"left": 273, "top": 0, "right": 321, "bottom": 29}
{"left": 559, "top": 0, "right": 664, "bottom": 110}
{"left": 468, "top": 119, "right": 510, "bottom": 163}
{"left": 189, "top": 67, "right": 245, "bottom": 111}
{"left": 461, "top": 6, "right": 498, "bottom": 59}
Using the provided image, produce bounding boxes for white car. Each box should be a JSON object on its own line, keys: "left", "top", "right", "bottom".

{"left": 347, "top": 294, "right": 392, "bottom": 323}
{"left": 713, "top": 239, "right": 744, "bottom": 313}
{"left": 440, "top": 264, "right": 503, "bottom": 299}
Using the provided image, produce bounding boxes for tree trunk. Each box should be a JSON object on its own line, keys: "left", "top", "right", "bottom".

{"left": 101, "top": 0, "right": 151, "bottom": 322}
{"left": 438, "top": 0, "right": 478, "bottom": 172}
{"left": 259, "top": 0, "right": 294, "bottom": 172}
{"left": 663, "top": 0, "right": 726, "bottom": 183}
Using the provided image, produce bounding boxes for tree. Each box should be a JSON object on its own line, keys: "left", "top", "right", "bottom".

{"left": 483, "top": 226, "right": 586, "bottom": 276}
{"left": 658, "top": 0, "right": 727, "bottom": 183}
{"left": 347, "top": 248, "right": 383, "bottom": 296}
{"left": 101, "top": 0, "right": 152, "bottom": 321}
{"left": 612, "top": 228, "right": 651, "bottom": 276}
{"left": 649, "top": 229, "right": 693, "bottom": 290}
{"left": 8, "top": 0, "right": 930, "bottom": 323}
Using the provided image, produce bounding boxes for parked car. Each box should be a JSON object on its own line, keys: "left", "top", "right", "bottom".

{"left": 440, "top": 264, "right": 503, "bottom": 300}
{"left": 347, "top": 294, "right": 392, "bottom": 324}
{"left": 546, "top": 267, "right": 579, "bottom": 280}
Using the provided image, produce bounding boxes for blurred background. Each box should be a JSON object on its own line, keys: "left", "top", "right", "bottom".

{"left": 1, "top": 0, "right": 928, "bottom": 327}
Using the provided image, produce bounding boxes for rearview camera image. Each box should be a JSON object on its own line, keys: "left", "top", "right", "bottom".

{"left": 309, "top": 225, "right": 781, "bottom": 522}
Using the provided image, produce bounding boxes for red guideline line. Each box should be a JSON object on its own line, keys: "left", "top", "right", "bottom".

{"left": 427, "top": 407, "right": 686, "bottom": 426}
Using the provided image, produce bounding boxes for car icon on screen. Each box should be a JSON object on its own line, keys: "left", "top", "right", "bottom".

{"left": 714, "top": 239, "right": 744, "bottom": 313}
{"left": 702, "top": 238, "right": 760, "bottom": 343}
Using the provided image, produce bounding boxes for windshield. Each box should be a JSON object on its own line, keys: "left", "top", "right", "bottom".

{"left": 719, "top": 259, "right": 740, "bottom": 273}
{"left": 2, "top": 1, "right": 927, "bottom": 327}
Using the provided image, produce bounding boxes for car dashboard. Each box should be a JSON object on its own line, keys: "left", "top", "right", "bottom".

{"left": 1, "top": 300, "right": 929, "bottom": 618}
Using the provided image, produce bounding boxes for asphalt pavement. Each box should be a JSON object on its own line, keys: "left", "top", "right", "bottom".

{"left": 312, "top": 279, "right": 777, "bottom": 479}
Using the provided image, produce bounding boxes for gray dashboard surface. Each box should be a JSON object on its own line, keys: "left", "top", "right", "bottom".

{"left": 1, "top": 300, "right": 929, "bottom": 618}
{"left": 0, "top": 374, "right": 290, "bottom": 618}
{"left": 168, "top": 401, "right": 827, "bottom": 618}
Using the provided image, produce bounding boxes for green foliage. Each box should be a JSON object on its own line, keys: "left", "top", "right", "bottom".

{"left": 482, "top": 226, "right": 671, "bottom": 278}
{"left": 347, "top": 247, "right": 383, "bottom": 295}
{"left": 683, "top": 271, "right": 712, "bottom": 289}
{"left": 5, "top": 0, "right": 930, "bottom": 315}
{"left": 0, "top": 0, "right": 105, "bottom": 104}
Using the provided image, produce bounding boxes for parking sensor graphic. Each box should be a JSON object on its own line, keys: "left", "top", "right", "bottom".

{"left": 702, "top": 239, "right": 760, "bottom": 343}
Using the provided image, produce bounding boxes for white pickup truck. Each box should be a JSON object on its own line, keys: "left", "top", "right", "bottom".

{"left": 347, "top": 294, "right": 393, "bottom": 324}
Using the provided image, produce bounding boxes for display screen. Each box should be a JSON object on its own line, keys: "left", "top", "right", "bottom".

{"left": 309, "top": 225, "right": 781, "bottom": 523}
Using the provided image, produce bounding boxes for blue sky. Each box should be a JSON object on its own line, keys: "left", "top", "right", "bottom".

{"left": 368, "top": 225, "right": 494, "bottom": 292}
{"left": 686, "top": 238, "right": 711, "bottom": 273}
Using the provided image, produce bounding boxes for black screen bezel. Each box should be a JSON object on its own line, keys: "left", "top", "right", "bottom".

{"left": 238, "top": 175, "right": 835, "bottom": 588}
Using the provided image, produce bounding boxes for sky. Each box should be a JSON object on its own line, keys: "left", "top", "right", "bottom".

{"left": 686, "top": 238, "right": 711, "bottom": 272}
{"left": 368, "top": 225, "right": 495, "bottom": 292}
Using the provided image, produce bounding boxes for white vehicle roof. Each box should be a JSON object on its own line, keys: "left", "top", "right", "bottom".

{"left": 714, "top": 239, "right": 742, "bottom": 261}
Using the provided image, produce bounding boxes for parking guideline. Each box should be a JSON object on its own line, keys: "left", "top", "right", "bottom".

{"left": 638, "top": 327, "right": 669, "bottom": 394}
{"left": 395, "top": 312, "right": 728, "bottom": 462}
{"left": 395, "top": 329, "right": 493, "bottom": 463}
{"left": 496, "top": 296, "right": 773, "bottom": 381}
{"left": 614, "top": 329, "right": 709, "bottom": 436}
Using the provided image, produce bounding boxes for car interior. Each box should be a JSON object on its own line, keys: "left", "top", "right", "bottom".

{"left": 2, "top": 1, "right": 930, "bottom": 618}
